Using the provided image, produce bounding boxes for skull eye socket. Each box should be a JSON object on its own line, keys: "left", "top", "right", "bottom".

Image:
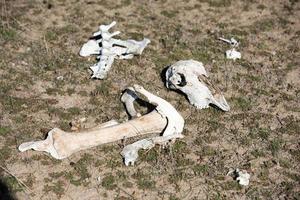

{"left": 169, "top": 73, "right": 187, "bottom": 88}
{"left": 176, "top": 73, "right": 187, "bottom": 87}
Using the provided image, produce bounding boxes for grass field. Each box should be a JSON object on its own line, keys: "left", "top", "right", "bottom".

{"left": 0, "top": 0, "right": 299, "bottom": 199}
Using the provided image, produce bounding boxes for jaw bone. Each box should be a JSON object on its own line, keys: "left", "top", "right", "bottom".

{"left": 79, "top": 21, "right": 150, "bottom": 79}
{"left": 19, "top": 85, "right": 184, "bottom": 166}
{"left": 165, "top": 59, "right": 230, "bottom": 111}
{"left": 121, "top": 84, "right": 185, "bottom": 166}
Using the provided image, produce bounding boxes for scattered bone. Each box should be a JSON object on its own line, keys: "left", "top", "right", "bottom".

{"left": 236, "top": 170, "right": 250, "bottom": 186}
{"left": 219, "top": 37, "right": 241, "bottom": 60}
{"left": 225, "top": 48, "right": 241, "bottom": 60}
{"left": 121, "top": 84, "right": 185, "bottom": 165}
{"left": 18, "top": 112, "right": 166, "bottom": 160}
{"left": 121, "top": 87, "right": 141, "bottom": 119}
{"left": 56, "top": 76, "right": 64, "bottom": 81}
{"left": 18, "top": 85, "right": 184, "bottom": 166}
{"left": 219, "top": 37, "right": 239, "bottom": 47}
{"left": 121, "top": 133, "right": 184, "bottom": 166}
{"left": 165, "top": 60, "right": 230, "bottom": 111}
{"left": 227, "top": 168, "right": 251, "bottom": 186}
{"left": 79, "top": 21, "right": 150, "bottom": 79}
{"left": 97, "top": 176, "right": 101, "bottom": 183}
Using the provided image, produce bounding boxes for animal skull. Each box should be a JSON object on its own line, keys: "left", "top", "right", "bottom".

{"left": 165, "top": 60, "right": 230, "bottom": 111}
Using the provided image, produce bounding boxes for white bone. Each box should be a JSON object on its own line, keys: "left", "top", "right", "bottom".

{"left": 219, "top": 37, "right": 239, "bottom": 47}
{"left": 79, "top": 40, "right": 101, "bottom": 57}
{"left": 227, "top": 168, "right": 250, "bottom": 186}
{"left": 18, "top": 85, "right": 184, "bottom": 166}
{"left": 121, "top": 87, "right": 141, "bottom": 118}
{"left": 236, "top": 169, "right": 250, "bottom": 186}
{"left": 165, "top": 60, "right": 230, "bottom": 111}
{"left": 120, "top": 84, "right": 185, "bottom": 166}
{"left": 132, "top": 84, "right": 184, "bottom": 136}
{"left": 121, "top": 133, "right": 184, "bottom": 166}
{"left": 226, "top": 48, "right": 241, "bottom": 60}
{"left": 93, "top": 21, "right": 117, "bottom": 36}
{"left": 219, "top": 37, "right": 241, "bottom": 60}
{"left": 79, "top": 21, "right": 150, "bottom": 79}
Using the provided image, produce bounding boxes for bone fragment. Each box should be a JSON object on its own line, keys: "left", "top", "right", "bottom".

{"left": 219, "top": 37, "right": 239, "bottom": 47}
{"left": 121, "top": 133, "right": 184, "bottom": 166}
{"left": 120, "top": 85, "right": 185, "bottom": 165}
{"left": 219, "top": 37, "right": 241, "bottom": 60}
{"left": 79, "top": 21, "right": 150, "bottom": 79}
{"left": 226, "top": 48, "right": 241, "bottom": 60}
{"left": 227, "top": 168, "right": 250, "bottom": 186}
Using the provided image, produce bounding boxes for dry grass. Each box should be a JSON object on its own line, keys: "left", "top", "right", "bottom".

{"left": 0, "top": 0, "right": 299, "bottom": 199}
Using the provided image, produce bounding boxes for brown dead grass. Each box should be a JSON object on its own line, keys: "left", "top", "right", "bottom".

{"left": 0, "top": 0, "right": 299, "bottom": 199}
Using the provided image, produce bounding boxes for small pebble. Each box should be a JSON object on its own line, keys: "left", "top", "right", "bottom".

{"left": 56, "top": 76, "right": 64, "bottom": 81}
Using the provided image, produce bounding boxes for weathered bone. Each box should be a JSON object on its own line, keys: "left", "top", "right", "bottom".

{"left": 225, "top": 48, "right": 241, "bottom": 60}
{"left": 121, "top": 133, "right": 184, "bottom": 166}
{"left": 219, "top": 37, "right": 239, "bottom": 47}
{"left": 121, "top": 87, "right": 141, "bottom": 119}
{"left": 132, "top": 84, "right": 184, "bottom": 137}
{"left": 19, "top": 85, "right": 184, "bottom": 165}
{"left": 227, "top": 168, "right": 250, "bottom": 186}
{"left": 165, "top": 60, "right": 230, "bottom": 111}
{"left": 120, "top": 84, "right": 185, "bottom": 166}
{"left": 79, "top": 21, "right": 150, "bottom": 79}
{"left": 219, "top": 37, "right": 241, "bottom": 60}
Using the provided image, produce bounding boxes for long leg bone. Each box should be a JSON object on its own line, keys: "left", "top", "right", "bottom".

{"left": 19, "top": 111, "right": 167, "bottom": 159}
{"left": 18, "top": 85, "right": 184, "bottom": 165}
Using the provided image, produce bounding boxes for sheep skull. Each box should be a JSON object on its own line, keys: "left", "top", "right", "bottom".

{"left": 165, "top": 60, "right": 230, "bottom": 111}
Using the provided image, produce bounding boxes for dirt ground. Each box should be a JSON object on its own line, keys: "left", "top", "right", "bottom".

{"left": 0, "top": 0, "right": 299, "bottom": 199}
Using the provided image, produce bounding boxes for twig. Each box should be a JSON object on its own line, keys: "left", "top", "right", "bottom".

{"left": 0, "top": 165, "right": 33, "bottom": 195}
{"left": 276, "top": 114, "right": 283, "bottom": 127}
{"left": 43, "top": 35, "right": 49, "bottom": 53}
{"left": 117, "top": 186, "right": 135, "bottom": 199}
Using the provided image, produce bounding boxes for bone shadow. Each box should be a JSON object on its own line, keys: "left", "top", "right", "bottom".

{"left": 0, "top": 179, "right": 16, "bottom": 200}
{"left": 160, "top": 66, "right": 169, "bottom": 84}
